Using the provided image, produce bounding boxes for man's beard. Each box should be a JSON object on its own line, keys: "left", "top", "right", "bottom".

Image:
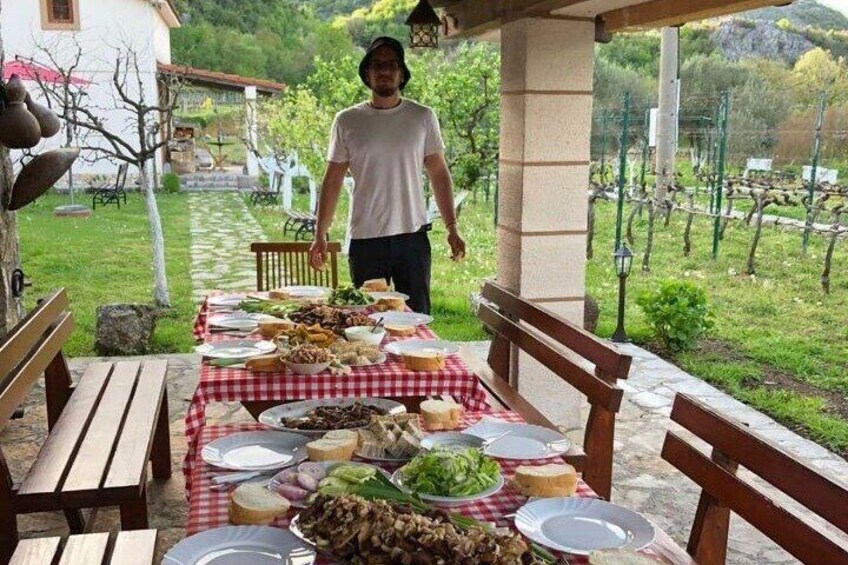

{"left": 373, "top": 84, "right": 399, "bottom": 97}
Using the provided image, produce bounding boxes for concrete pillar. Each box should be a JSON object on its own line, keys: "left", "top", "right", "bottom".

{"left": 497, "top": 17, "right": 594, "bottom": 430}
{"left": 655, "top": 26, "right": 679, "bottom": 201}
{"left": 244, "top": 85, "right": 259, "bottom": 177}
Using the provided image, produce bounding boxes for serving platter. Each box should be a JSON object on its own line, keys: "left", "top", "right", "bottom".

{"left": 195, "top": 340, "right": 277, "bottom": 360}
{"left": 258, "top": 398, "right": 406, "bottom": 438}
{"left": 463, "top": 418, "right": 572, "bottom": 460}
{"left": 201, "top": 430, "right": 309, "bottom": 472}
{"left": 514, "top": 497, "right": 655, "bottom": 555}
{"left": 162, "top": 525, "right": 316, "bottom": 565}
{"left": 208, "top": 312, "right": 278, "bottom": 330}
{"left": 369, "top": 311, "right": 433, "bottom": 326}
{"left": 269, "top": 461, "right": 391, "bottom": 509}
{"left": 391, "top": 467, "right": 504, "bottom": 507}
{"left": 384, "top": 339, "right": 459, "bottom": 357}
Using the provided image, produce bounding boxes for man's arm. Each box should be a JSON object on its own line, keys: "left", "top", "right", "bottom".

{"left": 309, "top": 160, "right": 349, "bottom": 269}
{"left": 424, "top": 152, "right": 466, "bottom": 260}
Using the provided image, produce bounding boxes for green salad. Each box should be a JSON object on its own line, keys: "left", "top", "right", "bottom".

{"left": 328, "top": 284, "right": 375, "bottom": 306}
{"left": 400, "top": 448, "right": 500, "bottom": 497}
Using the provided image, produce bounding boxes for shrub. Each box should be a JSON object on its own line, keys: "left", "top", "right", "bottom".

{"left": 636, "top": 280, "right": 714, "bottom": 352}
{"left": 162, "top": 173, "right": 181, "bottom": 194}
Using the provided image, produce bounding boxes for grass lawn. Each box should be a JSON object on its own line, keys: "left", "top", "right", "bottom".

{"left": 18, "top": 192, "right": 196, "bottom": 357}
{"left": 250, "top": 192, "right": 495, "bottom": 341}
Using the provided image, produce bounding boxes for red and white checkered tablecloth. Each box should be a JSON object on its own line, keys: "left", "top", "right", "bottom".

{"left": 185, "top": 411, "right": 664, "bottom": 565}
{"left": 185, "top": 295, "right": 491, "bottom": 489}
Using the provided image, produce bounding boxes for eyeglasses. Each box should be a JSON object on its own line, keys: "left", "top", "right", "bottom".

{"left": 369, "top": 60, "right": 400, "bottom": 72}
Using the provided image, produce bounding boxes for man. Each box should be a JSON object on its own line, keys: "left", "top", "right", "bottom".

{"left": 308, "top": 36, "right": 465, "bottom": 314}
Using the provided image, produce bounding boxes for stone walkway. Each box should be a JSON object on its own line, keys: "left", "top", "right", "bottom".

{"left": 189, "top": 192, "right": 266, "bottom": 302}
{"left": 7, "top": 342, "right": 846, "bottom": 563}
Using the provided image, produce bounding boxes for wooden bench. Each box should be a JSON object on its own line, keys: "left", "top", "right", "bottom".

{"left": 251, "top": 241, "right": 340, "bottom": 291}
{"left": 0, "top": 289, "right": 171, "bottom": 564}
{"left": 662, "top": 393, "right": 848, "bottom": 565}
{"left": 282, "top": 209, "right": 317, "bottom": 241}
{"left": 475, "top": 281, "right": 631, "bottom": 500}
{"left": 10, "top": 530, "right": 157, "bottom": 565}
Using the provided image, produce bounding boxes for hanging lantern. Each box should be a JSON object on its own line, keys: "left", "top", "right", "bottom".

{"left": 405, "top": 0, "right": 441, "bottom": 49}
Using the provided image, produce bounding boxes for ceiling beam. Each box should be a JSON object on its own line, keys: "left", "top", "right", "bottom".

{"left": 602, "top": 0, "right": 791, "bottom": 32}
{"left": 437, "top": 0, "right": 589, "bottom": 37}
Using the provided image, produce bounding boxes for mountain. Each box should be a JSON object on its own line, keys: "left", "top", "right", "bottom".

{"left": 741, "top": 0, "right": 848, "bottom": 30}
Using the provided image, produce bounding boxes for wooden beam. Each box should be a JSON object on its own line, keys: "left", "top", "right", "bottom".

{"left": 438, "top": 0, "right": 587, "bottom": 37}
{"left": 602, "top": 0, "right": 790, "bottom": 32}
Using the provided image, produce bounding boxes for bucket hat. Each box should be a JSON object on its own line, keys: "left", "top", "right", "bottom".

{"left": 358, "top": 36, "right": 411, "bottom": 90}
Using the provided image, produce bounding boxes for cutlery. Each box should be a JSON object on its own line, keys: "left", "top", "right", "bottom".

{"left": 371, "top": 317, "right": 384, "bottom": 333}
{"left": 481, "top": 431, "right": 511, "bottom": 449}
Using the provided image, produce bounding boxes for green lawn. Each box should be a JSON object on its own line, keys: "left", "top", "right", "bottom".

{"left": 18, "top": 192, "right": 196, "bottom": 357}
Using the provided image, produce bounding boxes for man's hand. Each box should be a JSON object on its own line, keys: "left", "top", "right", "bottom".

{"left": 447, "top": 228, "right": 466, "bottom": 261}
{"left": 309, "top": 238, "right": 328, "bottom": 270}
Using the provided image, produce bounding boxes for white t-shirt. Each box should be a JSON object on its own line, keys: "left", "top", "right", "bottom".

{"left": 326, "top": 99, "right": 445, "bottom": 240}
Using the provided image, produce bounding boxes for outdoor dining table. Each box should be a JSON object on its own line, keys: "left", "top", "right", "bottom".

{"left": 184, "top": 293, "right": 492, "bottom": 487}
{"left": 184, "top": 410, "right": 694, "bottom": 565}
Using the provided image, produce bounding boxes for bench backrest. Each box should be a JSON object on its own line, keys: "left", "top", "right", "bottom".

{"left": 477, "top": 281, "right": 630, "bottom": 498}
{"left": 663, "top": 393, "right": 848, "bottom": 565}
{"left": 0, "top": 289, "right": 73, "bottom": 431}
{"left": 251, "top": 241, "right": 341, "bottom": 291}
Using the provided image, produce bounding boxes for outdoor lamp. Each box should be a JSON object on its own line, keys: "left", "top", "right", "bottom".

{"left": 406, "top": 0, "right": 442, "bottom": 48}
{"left": 611, "top": 245, "right": 634, "bottom": 343}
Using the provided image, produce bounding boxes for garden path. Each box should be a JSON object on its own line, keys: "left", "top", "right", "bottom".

{"left": 189, "top": 193, "right": 266, "bottom": 302}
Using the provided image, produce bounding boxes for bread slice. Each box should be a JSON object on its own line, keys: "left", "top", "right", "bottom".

{"left": 419, "top": 399, "right": 462, "bottom": 431}
{"left": 402, "top": 352, "right": 445, "bottom": 372}
{"left": 323, "top": 429, "right": 358, "bottom": 450}
{"left": 362, "top": 278, "right": 390, "bottom": 292}
{"left": 514, "top": 464, "right": 577, "bottom": 498}
{"left": 377, "top": 297, "right": 405, "bottom": 311}
{"left": 589, "top": 549, "right": 663, "bottom": 564}
{"left": 307, "top": 430, "right": 358, "bottom": 461}
{"left": 385, "top": 324, "right": 416, "bottom": 337}
{"left": 229, "top": 483, "right": 290, "bottom": 525}
{"left": 245, "top": 354, "right": 284, "bottom": 372}
{"left": 258, "top": 319, "right": 294, "bottom": 339}
{"left": 268, "top": 289, "right": 291, "bottom": 300}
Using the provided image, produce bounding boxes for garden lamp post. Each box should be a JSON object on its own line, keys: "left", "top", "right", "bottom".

{"left": 611, "top": 245, "right": 634, "bottom": 343}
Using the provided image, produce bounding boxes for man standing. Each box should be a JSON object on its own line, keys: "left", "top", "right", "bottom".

{"left": 308, "top": 36, "right": 465, "bottom": 314}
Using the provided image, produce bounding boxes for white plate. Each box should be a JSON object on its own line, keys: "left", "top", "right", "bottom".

{"left": 391, "top": 467, "right": 504, "bottom": 507}
{"left": 343, "top": 352, "right": 387, "bottom": 367}
{"left": 515, "top": 498, "right": 655, "bottom": 555}
{"left": 207, "top": 294, "right": 248, "bottom": 309}
{"left": 201, "top": 431, "right": 309, "bottom": 472}
{"left": 463, "top": 418, "right": 572, "bottom": 460}
{"left": 195, "top": 340, "right": 277, "bottom": 360}
{"left": 269, "top": 461, "right": 389, "bottom": 508}
{"left": 384, "top": 339, "right": 458, "bottom": 357}
{"left": 208, "top": 312, "right": 277, "bottom": 330}
{"left": 258, "top": 398, "right": 406, "bottom": 437}
{"left": 369, "top": 311, "right": 433, "bottom": 326}
{"left": 285, "top": 286, "right": 331, "bottom": 298}
{"left": 367, "top": 291, "right": 410, "bottom": 301}
{"left": 162, "top": 525, "right": 316, "bottom": 564}
{"left": 420, "top": 432, "right": 485, "bottom": 452}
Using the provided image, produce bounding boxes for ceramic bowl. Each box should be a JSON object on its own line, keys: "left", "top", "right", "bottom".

{"left": 284, "top": 360, "right": 331, "bottom": 375}
{"left": 344, "top": 325, "right": 386, "bottom": 346}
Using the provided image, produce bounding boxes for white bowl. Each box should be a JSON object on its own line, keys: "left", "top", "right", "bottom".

{"left": 284, "top": 360, "right": 331, "bottom": 375}
{"left": 420, "top": 432, "right": 485, "bottom": 452}
{"left": 344, "top": 326, "right": 386, "bottom": 346}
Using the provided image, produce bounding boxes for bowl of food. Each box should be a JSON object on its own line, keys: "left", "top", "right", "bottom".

{"left": 284, "top": 344, "right": 333, "bottom": 375}
{"left": 328, "top": 285, "right": 376, "bottom": 310}
{"left": 344, "top": 325, "right": 386, "bottom": 346}
{"left": 420, "top": 432, "right": 485, "bottom": 452}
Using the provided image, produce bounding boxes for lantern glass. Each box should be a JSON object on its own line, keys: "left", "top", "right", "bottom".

{"left": 409, "top": 24, "right": 439, "bottom": 48}
{"left": 614, "top": 245, "right": 633, "bottom": 277}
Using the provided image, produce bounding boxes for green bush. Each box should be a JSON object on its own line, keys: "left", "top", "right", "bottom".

{"left": 636, "top": 280, "right": 714, "bottom": 352}
{"left": 162, "top": 173, "right": 181, "bottom": 194}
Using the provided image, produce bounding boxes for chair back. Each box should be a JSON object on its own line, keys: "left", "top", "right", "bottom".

{"left": 115, "top": 163, "right": 128, "bottom": 189}
{"left": 477, "top": 281, "right": 630, "bottom": 498}
{"left": 251, "top": 242, "right": 340, "bottom": 290}
{"left": 663, "top": 393, "right": 848, "bottom": 565}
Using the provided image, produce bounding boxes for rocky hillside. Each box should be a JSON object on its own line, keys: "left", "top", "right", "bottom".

{"left": 714, "top": 20, "right": 816, "bottom": 64}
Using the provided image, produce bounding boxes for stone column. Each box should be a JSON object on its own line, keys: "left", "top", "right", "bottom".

{"left": 497, "top": 17, "right": 595, "bottom": 429}
{"left": 244, "top": 85, "right": 259, "bottom": 177}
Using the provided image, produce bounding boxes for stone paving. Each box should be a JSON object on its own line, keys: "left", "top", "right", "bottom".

{"left": 189, "top": 192, "right": 267, "bottom": 302}
{"left": 7, "top": 342, "right": 847, "bottom": 563}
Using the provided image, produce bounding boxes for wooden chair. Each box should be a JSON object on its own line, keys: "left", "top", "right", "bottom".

{"left": 475, "top": 281, "right": 631, "bottom": 500}
{"left": 91, "top": 164, "right": 128, "bottom": 210}
{"left": 9, "top": 530, "right": 157, "bottom": 565}
{"left": 251, "top": 241, "right": 340, "bottom": 291}
{"left": 662, "top": 393, "right": 848, "bottom": 565}
{"left": 0, "top": 289, "right": 171, "bottom": 564}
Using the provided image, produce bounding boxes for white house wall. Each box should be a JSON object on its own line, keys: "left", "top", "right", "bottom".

{"left": 1, "top": 0, "right": 167, "bottom": 178}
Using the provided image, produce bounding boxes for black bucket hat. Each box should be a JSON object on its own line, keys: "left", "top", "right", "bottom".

{"left": 358, "top": 36, "right": 412, "bottom": 90}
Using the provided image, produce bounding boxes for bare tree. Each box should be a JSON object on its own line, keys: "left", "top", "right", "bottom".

{"left": 35, "top": 39, "right": 183, "bottom": 307}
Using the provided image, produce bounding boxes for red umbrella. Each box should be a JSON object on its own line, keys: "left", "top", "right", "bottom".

{"left": 3, "top": 59, "right": 90, "bottom": 85}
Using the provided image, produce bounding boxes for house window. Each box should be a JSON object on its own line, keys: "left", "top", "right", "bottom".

{"left": 41, "top": 0, "right": 80, "bottom": 30}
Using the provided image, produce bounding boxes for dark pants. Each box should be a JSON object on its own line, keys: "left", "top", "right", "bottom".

{"left": 349, "top": 229, "right": 432, "bottom": 314}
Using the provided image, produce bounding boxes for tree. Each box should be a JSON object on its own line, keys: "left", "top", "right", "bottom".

{"left": 35, "top": 40, "right": 182, "bottom": 308}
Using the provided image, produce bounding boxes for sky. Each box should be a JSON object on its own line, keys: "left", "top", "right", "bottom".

{"left": 820, "top": 0, "right": 848, "bottom": 16}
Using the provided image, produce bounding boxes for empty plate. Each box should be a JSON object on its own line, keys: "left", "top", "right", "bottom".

{"left": 162, "top": 525, "right": 315, "bottom": 564}
{"left": 195, "top": 340, "right": 277, "bottom": 359}
{"left": 208, "top": 313, "right": 277, "bottom": 330}
{"left": 284, "top": 286, "right": 331, "bottom": 298}
{"left": 201, "top": 431, "right": 309, "bottom": 471}
{"left": 207, "top": 294, "right": 248, "bottom": 309}
{"left": 369, "top": 311, "right": 433, "bottom": 326}
{"left": 384, "top": 339, "right": 458, "bottom": 357}
{"left": 463, "top": 418, "right": 572, "bottom": 459}
{"left": 515, "top": 498, "right": 655, "bottom": 555}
